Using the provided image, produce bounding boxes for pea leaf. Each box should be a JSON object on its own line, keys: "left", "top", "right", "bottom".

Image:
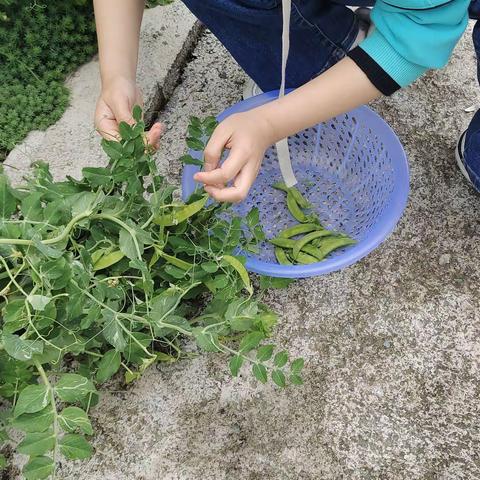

{"left": 59, "top": 407, "right": 93, "bottom": 435}
{"left": 17, "top": 432, "right": 55, "bottom": 456}
{"left": 0, "top": 454, "right": 6, "bottom": 469}
{"left": 27, "top": 295, "right": 51, "bottom": 312}
{"left": 192, "top": 328, "right": 220, "bottom": 352}
{"left": 2, "top": 299, "right": 28, "bottom": 333}
{"left": 3, "top": 333, "right": 44, "bottom": 361}
{"left": 289, "top": 374, "right": 303, "bottom": 385}
{"left": 96, "top": 349, "right": 121, "bottom": 383}
{"left": 179, "top": 154, "right": 203, "bottom": 167}
{"left": 22, "top": 456, "right": 54, "bottom": 480}
{"left": 239, "top": 331, "right": 264, "bottom": 353}
{"left": 119, "top": 228, "right": 141, "bottom": 260}
{"left": 59, "top": 434, "right": 93, "bottom": 460}
{"left": 256, "top": 344, "right": 274, "bottom": 362}
{"left": 132, "top": 104, "right": 142, "bottom": 122}
{"left": 102, "top": 310, "right": 126, "bottom": 352}
{"left": 55, "top": 374, "right": 96, "bottom": 403}
{"left": 290, "top": 358, "right": 305, "bottom": 374}
{"left": 186, "top": 137, "right": 204, "bottom": 151}
{"left": 252, "top": 363, "right": 268, "bottom": 384}
{"left": 229, "top": 355, "right": 243, "bottom": 377}
{"left": 271, "top": 369, "right": 286, "bottom": 388}
{"left": 14, "top": 385, "right": 50, "bottom": 417}
{"left": 0, "top": 174, "right": 16, "bottom": 218}
{"left": 82, "top": 167, "right": 113, "bottom": 188}
{"left": 118, "top": 121, "right": 133, "bottom": 140}
{"left": 11, "top": 406, "right": 54, "bottom": 433}
{"left": 274, "top": 351, "right": 288, "bottom": 368}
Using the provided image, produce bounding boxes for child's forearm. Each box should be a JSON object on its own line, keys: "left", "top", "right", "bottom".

{"left": 93, "top": 0, "right": 145, "bottom": 86}
{"left": 259, "top": 57, "right": 382, "bottom": 142}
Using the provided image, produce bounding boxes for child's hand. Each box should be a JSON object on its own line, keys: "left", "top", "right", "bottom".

{"left": 95, "top": 77, "right": 163, "bottom": 148}
{"left": 193, "top": 110, "right": 275, "bottom": 203}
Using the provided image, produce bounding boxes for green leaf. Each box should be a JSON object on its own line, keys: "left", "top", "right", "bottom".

{"left": 101, "top": 139, "right": 123, "bottom": 160}
{"left": 290, "top": 358, "right": 305, "bottom": 374}
{"left": 0, "top": 454, "right": 6, "bottom": 469}
{"left": 2, "top": 299, "right": 28, "bottom": 333}
{"left": 0, "top": 174, "right": 16, "bottom": 218}
{"left": 21, "top": 192, "right": 44, "bottom": 221}
{"left": 59, "top": 407, "right": 93, "bottom": 435}
{"left": 3, "top": 333, "right": 44, "bottom": 361}
{"left": 229, "top": 355, "right": 243, "bottom": 377}
{"left": 274, "top": 351, "right": 288, "bottom": 368}
{"left": 22, "top": 456, "right": 54, "bottom": 480}
{"left": 119, "top": 228, "right": 141, "bottom": 260}
{"left": 150, "top": 288, "right": 182, "bottom": 319}
{"left": 256, "top": 344, "right": 274, "bottom": 362}
{"left": 118, "top": 121, "right": 134, "bottom": 140}
{"left": 82, "top": 167, "right": 113, "bottom": 188}
{"left": 27, "top": 295, "right": 51, "bottom": 312}
{"left": 239, "top": 331, "right": 264, "bottom": 353}
{"left": 252, "top": 363, "right": 268, "bottom": 384}
{"left": 132, "top": 105, "right": 142, "bottom": 122}
{"left": 96, "top": 350, "right": 121, "bottom": 383}
{"left": 259, "top": 276, "right": 295, "bottom": 289}
{"left": 11, "top": 406, "right": 54, "bottom": 433}
{"left": 14, "top": 385, "right": 50, "bottom": 417}
{"left": 201, "top": 262, "right": 218, "bottom": 273}
{"left": 186, "top": 137, "right": 204, "bottom": 151}
{"left": 17, "top": 432, "right": 55, "bottom": 456}
{"left": 290, "top": 374, "right": 303, "bottom": 386}
{"left": 187, "top": 124, "right": 203, "bottom": 138}
{"left": 102, "top": 310, "right": 126, "bottom": 352}
{"left": 55, "top": 374, "right": 96, "bottom": 403}
{"left": 179, "top": 154, "right": 203, "bottom": 167}
{"left": 271, "top": 369, "right": 286, "bottom": 388}
{"left": 192, "top": 328, "right": 220, "bottom": 352}
{"left": 59, "top": 434, "right": 93, "bottom": 460}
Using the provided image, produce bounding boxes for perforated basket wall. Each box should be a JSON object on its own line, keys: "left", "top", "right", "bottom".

{"left": 182, "top": 91, "right": 409, "bottom": 278}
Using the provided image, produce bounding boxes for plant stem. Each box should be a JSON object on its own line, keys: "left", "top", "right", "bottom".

{"left": 34, "top": 361, "right": 58, "bottom": 479}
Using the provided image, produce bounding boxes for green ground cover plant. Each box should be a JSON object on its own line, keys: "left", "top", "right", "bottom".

{"left": 0, "top": 0, "right": 97, "bottom": 160}
{"left": 0, "top": 111, "right": 303, "bottom": 479}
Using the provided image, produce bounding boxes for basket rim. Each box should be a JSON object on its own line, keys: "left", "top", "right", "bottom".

{"left": 181, "top": 90, "right": 409, "bottom": 278}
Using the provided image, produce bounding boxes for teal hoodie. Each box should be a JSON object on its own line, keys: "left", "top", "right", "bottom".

{"left": 349, "top": 0, "right": 470, "bottom": 94}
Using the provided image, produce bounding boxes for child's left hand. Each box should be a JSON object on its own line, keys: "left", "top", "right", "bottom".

{"left": 193, "top": 109, "right": 276, "bottom": 203}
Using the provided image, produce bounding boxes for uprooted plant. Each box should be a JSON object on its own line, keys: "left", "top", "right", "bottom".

{"left": 0, "top": 107, "right": 303, "bottom": 479}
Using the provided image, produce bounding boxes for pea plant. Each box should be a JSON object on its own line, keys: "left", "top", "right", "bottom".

{"left": 0, "top": 108, "right": 303, "bottom": 479}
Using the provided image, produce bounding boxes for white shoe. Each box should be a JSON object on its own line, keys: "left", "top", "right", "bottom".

{"left": 455, "top": 130, "right": 474, "bottom": 186}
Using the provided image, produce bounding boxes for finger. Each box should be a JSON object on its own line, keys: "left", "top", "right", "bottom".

{"left": 111, "top": 99, "right": 135, "bottom": 126}
{"left": 96, "top": 115, "right": 120, "bottom": 141}
{"left": 203, "top": 123, "right": 230, "bottom": 172}
{"left": 194, "top": 146, "right": 247, "bottom": 186}
{"left": 205, "top": 161, "right": 256, "bottom": 203}
{"left": 146, "top": 122, "right": 164, "bottom": 149}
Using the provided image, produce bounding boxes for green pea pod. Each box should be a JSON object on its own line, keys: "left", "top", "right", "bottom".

{"left": 295, "top": 251, "right": 319, "bottom": 264}
{"left": 272, "top": 181, "right": 290, "bottom": 193}
{"left": 313, "top": 236, "right": 356, "bottom": 261}
{"left": 274, "top": 247, "right": 292, "bottom": 265}
{"left": 153, "top": 194, "right": 208, "bottom": 226}
{"left": 223, "top": 254, "right": 253, "bottom": 295}
{"left": 292, "top": 230, "right": 337, "bottom": 260}
{"left": 269, "top": 237, "right": 324, "bottom": 259}
{"left": 286, "top": 191, "right": 309, "bottom": 223}
{"left": 273, "top": 182, "right": 310, "bottom": 208}
{"left": 93, "top": 250, "right": 125, "bottom": 271}
{"left": 278, "top": 223, "right": 323, "bottom": 239}
{"left": 156, "top": 250, "right": 193, "bottom": 271}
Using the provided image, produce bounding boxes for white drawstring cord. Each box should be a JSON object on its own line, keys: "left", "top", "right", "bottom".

{"left": 275, "top": 0, "right": 298, "bottom": 187}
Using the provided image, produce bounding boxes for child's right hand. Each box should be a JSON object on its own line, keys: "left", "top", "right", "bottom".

{"left": 94, "top": 77, "right": 163, "bottom": 148}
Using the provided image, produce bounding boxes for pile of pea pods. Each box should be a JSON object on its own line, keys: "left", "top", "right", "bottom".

{"left": 269, "top": 183, "right": 356, "bottom": 265}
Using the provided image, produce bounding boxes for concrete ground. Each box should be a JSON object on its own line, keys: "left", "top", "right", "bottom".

{"left": 8, "top": 11, "right": 480, "bottom": 480}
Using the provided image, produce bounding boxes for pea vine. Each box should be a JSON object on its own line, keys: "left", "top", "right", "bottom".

{"left": 0, "top": 108, "right": 303, "bottom": 479}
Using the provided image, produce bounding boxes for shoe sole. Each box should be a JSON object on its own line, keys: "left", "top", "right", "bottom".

{"left": 455, "top": 130, "right": 474, "bottom": 186}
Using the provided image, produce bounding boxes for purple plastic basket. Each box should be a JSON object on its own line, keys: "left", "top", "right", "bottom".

{"left": 182, "top": 90, "right": 409, "bottom": 278}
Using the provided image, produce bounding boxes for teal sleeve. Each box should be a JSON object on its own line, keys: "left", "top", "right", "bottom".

{"left": 356, "top": 0, "right": 470, "bottom": 88}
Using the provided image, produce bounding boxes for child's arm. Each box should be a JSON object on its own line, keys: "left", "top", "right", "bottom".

{"left": 93, "top": 0, "right": 162, "bottom": 145}
{"left": 194, "top": 57, "right": 380, "bottom": 203}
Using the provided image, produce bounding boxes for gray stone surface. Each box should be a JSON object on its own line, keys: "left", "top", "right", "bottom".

{"left": 4, "top": 3, "right": 200, "bottom": 185}
{"left": 40, "top": 24, "right": 480, "bottom": 480}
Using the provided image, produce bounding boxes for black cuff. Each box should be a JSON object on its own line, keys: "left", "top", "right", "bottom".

{"left": 348, "top": 47, "right": 401, "bottom": 96}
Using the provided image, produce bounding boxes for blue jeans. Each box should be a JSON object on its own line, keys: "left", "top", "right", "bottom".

{"left": 182, "top": 0, "right": 480, "bottom": 188}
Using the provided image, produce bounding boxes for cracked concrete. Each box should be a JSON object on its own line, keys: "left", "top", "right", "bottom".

{"left": 7, "top": 15, "right": 480, "bottom": 480}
